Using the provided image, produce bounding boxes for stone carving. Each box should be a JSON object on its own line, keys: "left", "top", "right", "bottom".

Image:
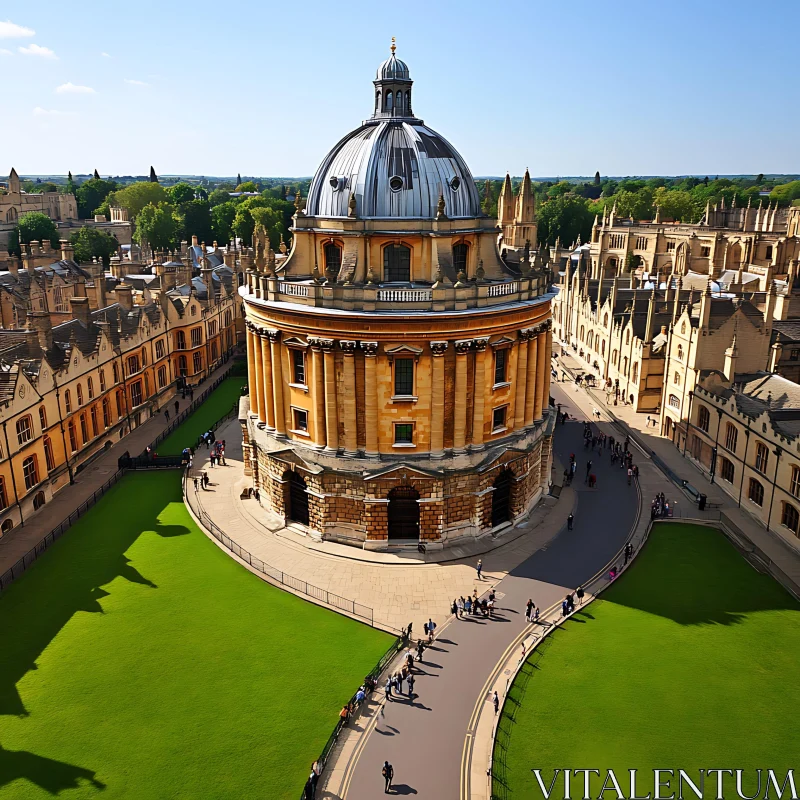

{"left": 339, "top": 340, "right": 358, "bottom": 355}
{"left": 454, "top": 340, "right": 473, "bottom": 355}
{"left": 318, "top": 338, "right": 335, "bottom": 353}
{"left": 472, "top": 337, "right": 489, "bottom": 352}
{"left": 266, "top": 329, "right": 281, "bottom": 343}
{"left": 361, "top": 341, "right": 379, "bottom": 357}
{"left": 518, "top": 329, "right": 532, "bottom": 342}
{"left": 430, "top": 341, "right": 448, "bottom": 356}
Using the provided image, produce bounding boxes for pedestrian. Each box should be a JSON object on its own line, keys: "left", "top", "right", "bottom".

{"left": 382, "top": 761, "right": 394, "bottom": 794}
{"left": 476, "top": 559, "right": 483, "bottom": 580}
{"left": 487, "top": 597, "right": 495, "bottom": 617}
{"left": 493, "top": 690, "right": 500, "bottom": 714}
{"left": 426, "top": 618, "right": 436, "bottom": 642}
{"left": 416, "top": 639, "right": 425, "bottom": 662}
{"left": 525, "top": 598, "right": 534, "bottom": 622}
{"left": 576, "top": 586, "right": 585, "bottom": 605}
{"left": 465, "top": 596, "right": 472, "bottom": 615}
{"left": 174, "top": 400, "right": 179, "bottom": 416}
{"left": 646, "top": 415, "right": 651, "bottom": 428}
{"left": 407, "top": 672, "right": 415, "bottom": 699}
{"left": 585, "top": 460, "right": 592, "bottom": 482}
{"left": 534, "top": 607, "right": 540, "bottom": 623}
{"left": 193, "top": 477, "right": 199, "bottom": 491}
{"left": 396, "top": 671, "right": 404, "bottom": 694}
{"left": 624, "top": 542, "right": 633, "bottom": 565}
{"left": 385, "top": 678, "right": 393, "bottom": 700}
{"left": 627, "top": 467, "right": 633, "bottom": 485}
{"left": 164, "top": 409, "right": 170, "bottom": 422}
{"left": 562, "top": 599, "right": 569, "bottom": 617}
{"left": 567, "top": 513, "right": 574, "bottom": 531}
{"left": 189, "top": 388, "right": 194, "bottom": 401}
{"left": 589, "top": 474, "right": 596, "bottom": 488}
{"left": 451, "top": 599, "right": 459, "bottom": 619}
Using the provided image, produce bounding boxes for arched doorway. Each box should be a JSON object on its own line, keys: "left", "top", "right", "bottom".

{"left": 33, "top": 492, "right": 45, "bottom": 510}
{"left": 387, "top": 486, "right": 420, "bottom": 540}
{"left": 1, "top": 518, "right": 13, "bottom": 535}
{"left": 284, "top": 470, "right": 309, "bottom": 526}
{"left": 491, "top": 469, "right": 514, "bottom": 527}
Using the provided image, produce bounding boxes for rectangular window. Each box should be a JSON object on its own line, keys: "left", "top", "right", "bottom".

{"left": 748, "top": 478, "right": 764, "bottom": 506}
{"left": 791, "top": 467, "right": 800, "bottom": 499}
{"left": 494, "top": 349, "right": 508, "bottom": 385}
{"left": 208, "top": 321, "right": 217, "bottom": 337}
{"left": 87, "top": 378, "right": 94, "bottom": 399}
{"left": 721, "top": 457, "right": 734, "bottom": 483}
{"left": 155, "top": 340, "right": 165, "bottom": 360}
{"left": 193, "top": 351, "right": 203, "bottom": 373}
{"left": 191, "top": 327, "right": 202, "bottom": 348}
{"left": 22, "top": 456, "right": 38, "bottom": 491}
{"left": 755, "top": 443, "right": 769, "bottom": 473}
{"left": 292, "top": 350, "right": 306, "bottom": 385}
{"left": 115, "top": 391, "right": 123, "bottom": 418}
{"left": 292, "top": 408, "right": 308, "bottom": 433}
{"left": 44, "top": 436, "right": 55, "bottom": 472}
{"left": 16, "top": 416, "right": 33, "bottom": 446}
{"left": 697, "top": 406, "right": 710, "bottom": 433}
{"left": 127, "top": 356, "right": 140, "bottom": 376}
{"left": 157, "top": 366, "right": 167, "bottom": 389}
{"left": 65, "top": 390, "right": 72, "bottom": 414}
{"left": 394, "top": 423, "right": 414, "bottom": 445}
{"left": 131, "top": 381, "right": 143, "bottom": 407}
{"left": 492, "top": 406, "right": 507, "bottom": 432}
{"left": 80, "top": 414, "right": 89, "bottom": 444}
{"left": 39, "top": 407, "right": 47, "bottom": 430}
{"left": 791, "top": 350, "right": 800, "bottom": 361}
{"left": 635, "top": 236, "right": 648, "bottom": 250}
{"left": 700, "top": 246, "right": 711, "bottom": 257}
{"left": 394, "top": 358, "right": 414, "bottom": 396}
{"left": 99, "top": 369, "right": 106, "bottom": 391}
{"left": 103, "top": 398, "right": 111, "bottom": 428}
{"left": 667, "top": 241, "right": 676, "bottom": 252}
{"left": 91, "top": 406, "right": 99, "bottom": 437}
{"left": 175, "top": 331, "right": 186, "bottom": 350}
{"left": 68, "top": 422, "right": 78, "bottom": 453}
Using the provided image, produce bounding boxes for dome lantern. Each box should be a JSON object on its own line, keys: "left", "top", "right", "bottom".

{"left": 373, "top": 38, "right": 413, "bottom": 119}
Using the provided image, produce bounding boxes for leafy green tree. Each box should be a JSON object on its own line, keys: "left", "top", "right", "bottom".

{"left": 134, "top": 202, "right": 179, "bottom": 250}
{"left": 76, "top": 178, "right": 118, "bottom": 219}
{"left": 594, "top": 171, "right": 601, "bottom": 186}
{"left": 168, "top": 183, "right": 196, "bottom": 204}
{"left": 653, "top": 188, "right": 695, "bottom": 222}
{"left": 66, "top": 171, "right": 76, "bottom": 196}
{"left": 7, "top": 212, "right": 60, "bottom": 255}
{"left": 211, "top": 202, "right": 237, "bottom": 244}
{"left": 70, "top": 227, "right": 118, "bottom": 265}
{"left": 178, "top": 199, "right": 213, "bottom": 244}
{"left": 106, "top": 182, "right": 167, "bottom": 219}
{"left": 208, "top": 188, "right": 232, "bottom": 207}
{"left": 614, "top": 188, "right": 654, "bottom": 221}
{"left": 536, "top": 194, "right": 593, "bottom": 247}
{"left": 771, "top": 181, "right": 800, "bottom": 205}
{"left": 235, "top": 181, "right": 258, "bottom": 193}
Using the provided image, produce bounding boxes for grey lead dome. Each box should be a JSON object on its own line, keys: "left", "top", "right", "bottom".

{"left": 304, "top": 49, "right": 481, "bottom": 220}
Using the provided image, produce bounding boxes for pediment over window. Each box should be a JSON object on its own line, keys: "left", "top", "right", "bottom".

{"left": 491, "top": 336, "right": 515, "bottom": 348}
{"left": 385, "top": 344, "right": 424, "bottom": 362}
{"left": 283, "top": 336, "right": 309, "bottom": 349}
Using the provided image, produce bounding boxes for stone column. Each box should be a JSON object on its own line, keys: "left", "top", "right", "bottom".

{"left": 471, "top": 338, "right": 489, "bottom": 448}
{"left": 320, "top": 339, "right": 338, "bottom": 452}
{"left": 514, "top": 330, "right": 530, "bottom": 429}
{"left": 430, "top": 341, "right": 448, "bottom": 457}
{"left": 453, "top": 340, "right": 472, "bottom": 451}
{"left": 309, "top": 339, "right": 326, "bottom": 449}
{"left": 535, "top": 324, "right": 547, "bottom": 420}
{"left": 268, "top": 329, "right": 286, "bottom": 436}
{"left": 246, "top": 324, "right": 258, "bottom": 415}
{"left": 261, "top": 331, "right": 275, "bottom": 430}
{"left": 340, "top": 340, "right": 358, "bottom": 455}
{"left": 544, "top": 320, "right": 553, "bottom": 415}
{"left": 362, "top": 342, "right": 379, "bottom": 456}
{"left": 525, "top": 327, "right": 538, "bottom": 427}
{"left": 252, "top": 327, "right": 266, "bottom": 424}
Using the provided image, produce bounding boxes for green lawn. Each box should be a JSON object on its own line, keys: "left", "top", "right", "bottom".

{"left": 157, "top": 377, "right": 246, "bottom": 455}
{"left": 0, "top": 472, "right": 392, "bottom": 799}
{"left": 493, "top": 522, "right": 800, "bottom": 800}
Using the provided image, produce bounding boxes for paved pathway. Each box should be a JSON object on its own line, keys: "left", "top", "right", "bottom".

{"left": 338, "top": 381, "right": 641, "bottom": 799}
{"left": 192, "top": 425, "right": 575, "bottom": 634}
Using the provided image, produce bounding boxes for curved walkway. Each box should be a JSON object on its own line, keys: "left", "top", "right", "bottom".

{"left": 335, "top": 381, "right": 645, "bottom": 799}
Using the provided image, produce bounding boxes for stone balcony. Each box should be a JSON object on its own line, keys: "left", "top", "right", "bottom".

{"left": 242, "top": 271, "right": 548, "bottom": 314}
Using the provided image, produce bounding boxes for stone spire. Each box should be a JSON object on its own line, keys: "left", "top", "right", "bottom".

{"left": 498, "top": 173, "right": 514, "bottom": 227}
{"left": 514, "top": 168, "right": 535, "bottom": 224}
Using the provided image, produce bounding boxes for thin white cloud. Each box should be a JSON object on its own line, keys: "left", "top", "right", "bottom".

{"left": 101, "top": 51, "right": 110, "bottom": 57}
{"left": 33, "top": 107, "right": 75, "bottom": 117}
{"left": 19, "top": 43, "right": 57, "bottom": 59}
{"left": 56, "top": 82, "right": 96, "bottom": 94}
{"left": 0, "top": 20, "right": 35, "bottom": 38}
{"left": 124, "top": 78, "right": 148, "bottom": 86}
{"left": 0, "top": 48, "right": 11, "bottom": 55}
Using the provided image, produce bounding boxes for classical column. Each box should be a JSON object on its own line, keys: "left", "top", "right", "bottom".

{"left": 535, "top": 324, "right": 547, "bottom": 420}
{"left": 252, "top": 327, "right": 266, "bottom": 424}
{"left": 362, "top": 342, "right": 379, "bottom": 456}
{"left": 453, "top": 340, "right": 472, "bottom": 451}
{"left": 320, "top": 339, "right": 338, "bottom": 452}
{"left": 524, "top": 327, "right": 539, "bottom": 427}
{"left": 261, "top": 330, "right": 275, "bottom": 430}
{"left": 267, "top": 329, "right": 286, "bottom": 436}
{"left": 340, "top": 340, "right": 358, "bottom": 455}
{"left": 430, "top": 341, "right": 448, "bottom": 457}
{"left": 309, "top": 339, "right": 326, "bottom": 449}
{"left": 246, "top": 324, "right": 258, "bottom": 415}
{"left": 514, "top": 330, "right": 530, "bottom": 429}
{"left": 544, "top": 320, "right": 553, "bottom": 415}
{"left": 472, "top": 338, "right": 489, "bottom": 448}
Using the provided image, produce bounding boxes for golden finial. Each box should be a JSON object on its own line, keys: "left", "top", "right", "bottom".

{"left": 390, "top": 37, "right": 396, "bottom": 55}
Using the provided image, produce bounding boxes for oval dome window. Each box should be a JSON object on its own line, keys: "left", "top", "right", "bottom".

{"left": 389, "top": 176, "right": 404, "bottom": 192}
{"left": 449, "top": 176, "right": 461, "bottom": 191}
{"left": 329, "top": 176, "right": 339, "bottom": 190}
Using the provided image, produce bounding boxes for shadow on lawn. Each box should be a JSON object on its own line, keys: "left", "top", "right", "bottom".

{"left": 0, "top": 745, "right": 105, "bottom": 795}
{"left": 0, "top": 474, "right": 189, "bottom": 718}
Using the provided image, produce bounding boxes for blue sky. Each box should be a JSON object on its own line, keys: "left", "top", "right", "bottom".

{"left": 2, "top": 0, "right": 798, "bottom": 178}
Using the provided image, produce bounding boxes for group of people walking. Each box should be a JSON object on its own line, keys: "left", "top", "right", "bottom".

{"left": 452, "top": 586, "right": 497, "bottom": 619}
{"left": 650, "top": 492, "right": 671, "bottom": 519}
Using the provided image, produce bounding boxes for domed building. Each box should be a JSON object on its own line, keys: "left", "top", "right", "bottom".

{"left": 240, "top": 45, "right": 555, "bottom": 550}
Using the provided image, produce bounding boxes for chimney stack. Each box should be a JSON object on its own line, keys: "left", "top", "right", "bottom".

{"left": 28, "top": 311, "right": 53, "bottom": 351}
{"left": 70, "top": 296, "right": 92, "bottom": 328}
{"left": 60, "top": 239, "right": 75, "bottom": 262}
{"left": 116, "top": 283, "right": 134, "bottom": 312}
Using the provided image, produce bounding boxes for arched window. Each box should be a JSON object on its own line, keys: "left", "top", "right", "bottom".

{"left": 725, "top": 424, "right": 738, "bottom": 453}
{"left": 39, "top": 406, "right": 47, "bottom": 430}
{"left": 677, "top": 345, "right": 683, "bottom": 360}
{"left": 623, "top": 356, "right": 628, "bottom": 376}
{"left": 612, "top": 349, "right": 618, "bottom": 366}
{"left": 102, "top": 397, "right": 111, "bottom": 428}
{"left": 601, "top": 340, "right": 605, "bottom": 356}
{"left": 669, "top": 394, "right": 680, "bottom": 409}
{"left": 178, "top": 355, "right": 188, "bottom": 376}
{"left": 76, "top": 384, "right": 83, "bottom": 406}
{"left": 453, "top": 243, "right": 469, "bottom": 276}
{"left": 681, "top": 321, "right": 686, "bottom": 334}
{"left": 587, "top": 332, "right": 593, "bottom": 350}
{"left": 175, "top": 330, "right": 186, "bottom": 350}
{"left": 603, "top": 313, "right": 609, "bottom": 326}
{"left": 755, "top": 443, "right": 769, "bottom": 473}
{"left": 87, "top": 377, "right": 94, "bottom": 399}
{"left": 674, "top": 371, "right": 681, "bottom": 385}
{"left": 375, "top": 91, "right": 381, "bottom": 113}
{"left": 64, "top": 390, "right": 72, "bottom": 413}
{"left": 579, "top": 325, "right": 585, "bottom": 342}
{"left": 383, "top": 244, "right": 411, "bottom": 282}
{"left": 324, "top": 243, "right": 342, "bottom": 276}
{"left": 632, "top": 362, "right": 639, "bottom": 383}
{"left": 112, "top": 362, "right": 119, "bottom": 383}
{"left": 625, "top": 330, "right": 630, "bottom": 345}
{"left": 33, "top": 492, "right": 45, "bottom": 511}
{"left": 396, "top": 90, "right": 403, "bottom": 113}
{"left": 697, "top": 405, "right": 710, "bottom": 432}
{"left": 22, "top": 455, "right": 39, "bottom": 491}
{"left": 782, "top": 502, "right": 799, "bottom": 535}
{"left": 6, "top": 207, "right": 18, "bottom": 223}
{"left": 405, "top": 90, "right": 411, "bottom": 113}
{"left": 748, "top": 478, "right": 764, "bottom": 506}
{"left": 385, "top": 90, "right": 393, "bottom": 111}
{"left": 43, "top": 436, "right": 54, "bottom": 471}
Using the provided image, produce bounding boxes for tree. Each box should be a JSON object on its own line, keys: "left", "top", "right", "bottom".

{"left": 536, "top": 194, "right": 593, "bottom": 247}
{"left": 211, "top": 201, "right": 237, "bottom": 244}
{"left": 105, "top": 182, "right": 167, "bottom": 219}
{"left": 613, "top": 188, "right": 654, "bottom": 221}
{"left": 770, "top": 181, "right": 800, "bottom": 205}
{"left": 208, "top": 188, "right": 231, "bottom": 208}
{"left": 653, "top": 188, "right": 695, "bottom": 222}
{"left": 237, "top": 173, "right": 242, "bottom": 187}
{"left": 134, "top": 202, "right": 179, "bottom": 250}
{"left": 7, "top": 212, "right": 60, "bottom": 255}
{"left": 594, "top": 171, "right": 601, "bottom": 186}
{"left": 76, "top": 178, "right": 118, "bottom": 219}
{"left": 177, "top": 199, "right": 213, "bottom": 244}
{"left": 168, "top": 182, "right": 196, "bottom": 204}
{"left": 66, "top": 171, "right": 76, "bottom": 196}
{"left": 236, "top": 181, "right": 258, "bottom": 193}
{"left": 149, "top": 166, "right": 159, "bottom": 183}
{"left": 70, "top": 227, "right": 118, "bottom": 265}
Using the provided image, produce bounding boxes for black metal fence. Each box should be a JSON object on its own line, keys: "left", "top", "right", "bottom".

{"left": 300, "top": 633, "right": 408, "bottom": 799}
